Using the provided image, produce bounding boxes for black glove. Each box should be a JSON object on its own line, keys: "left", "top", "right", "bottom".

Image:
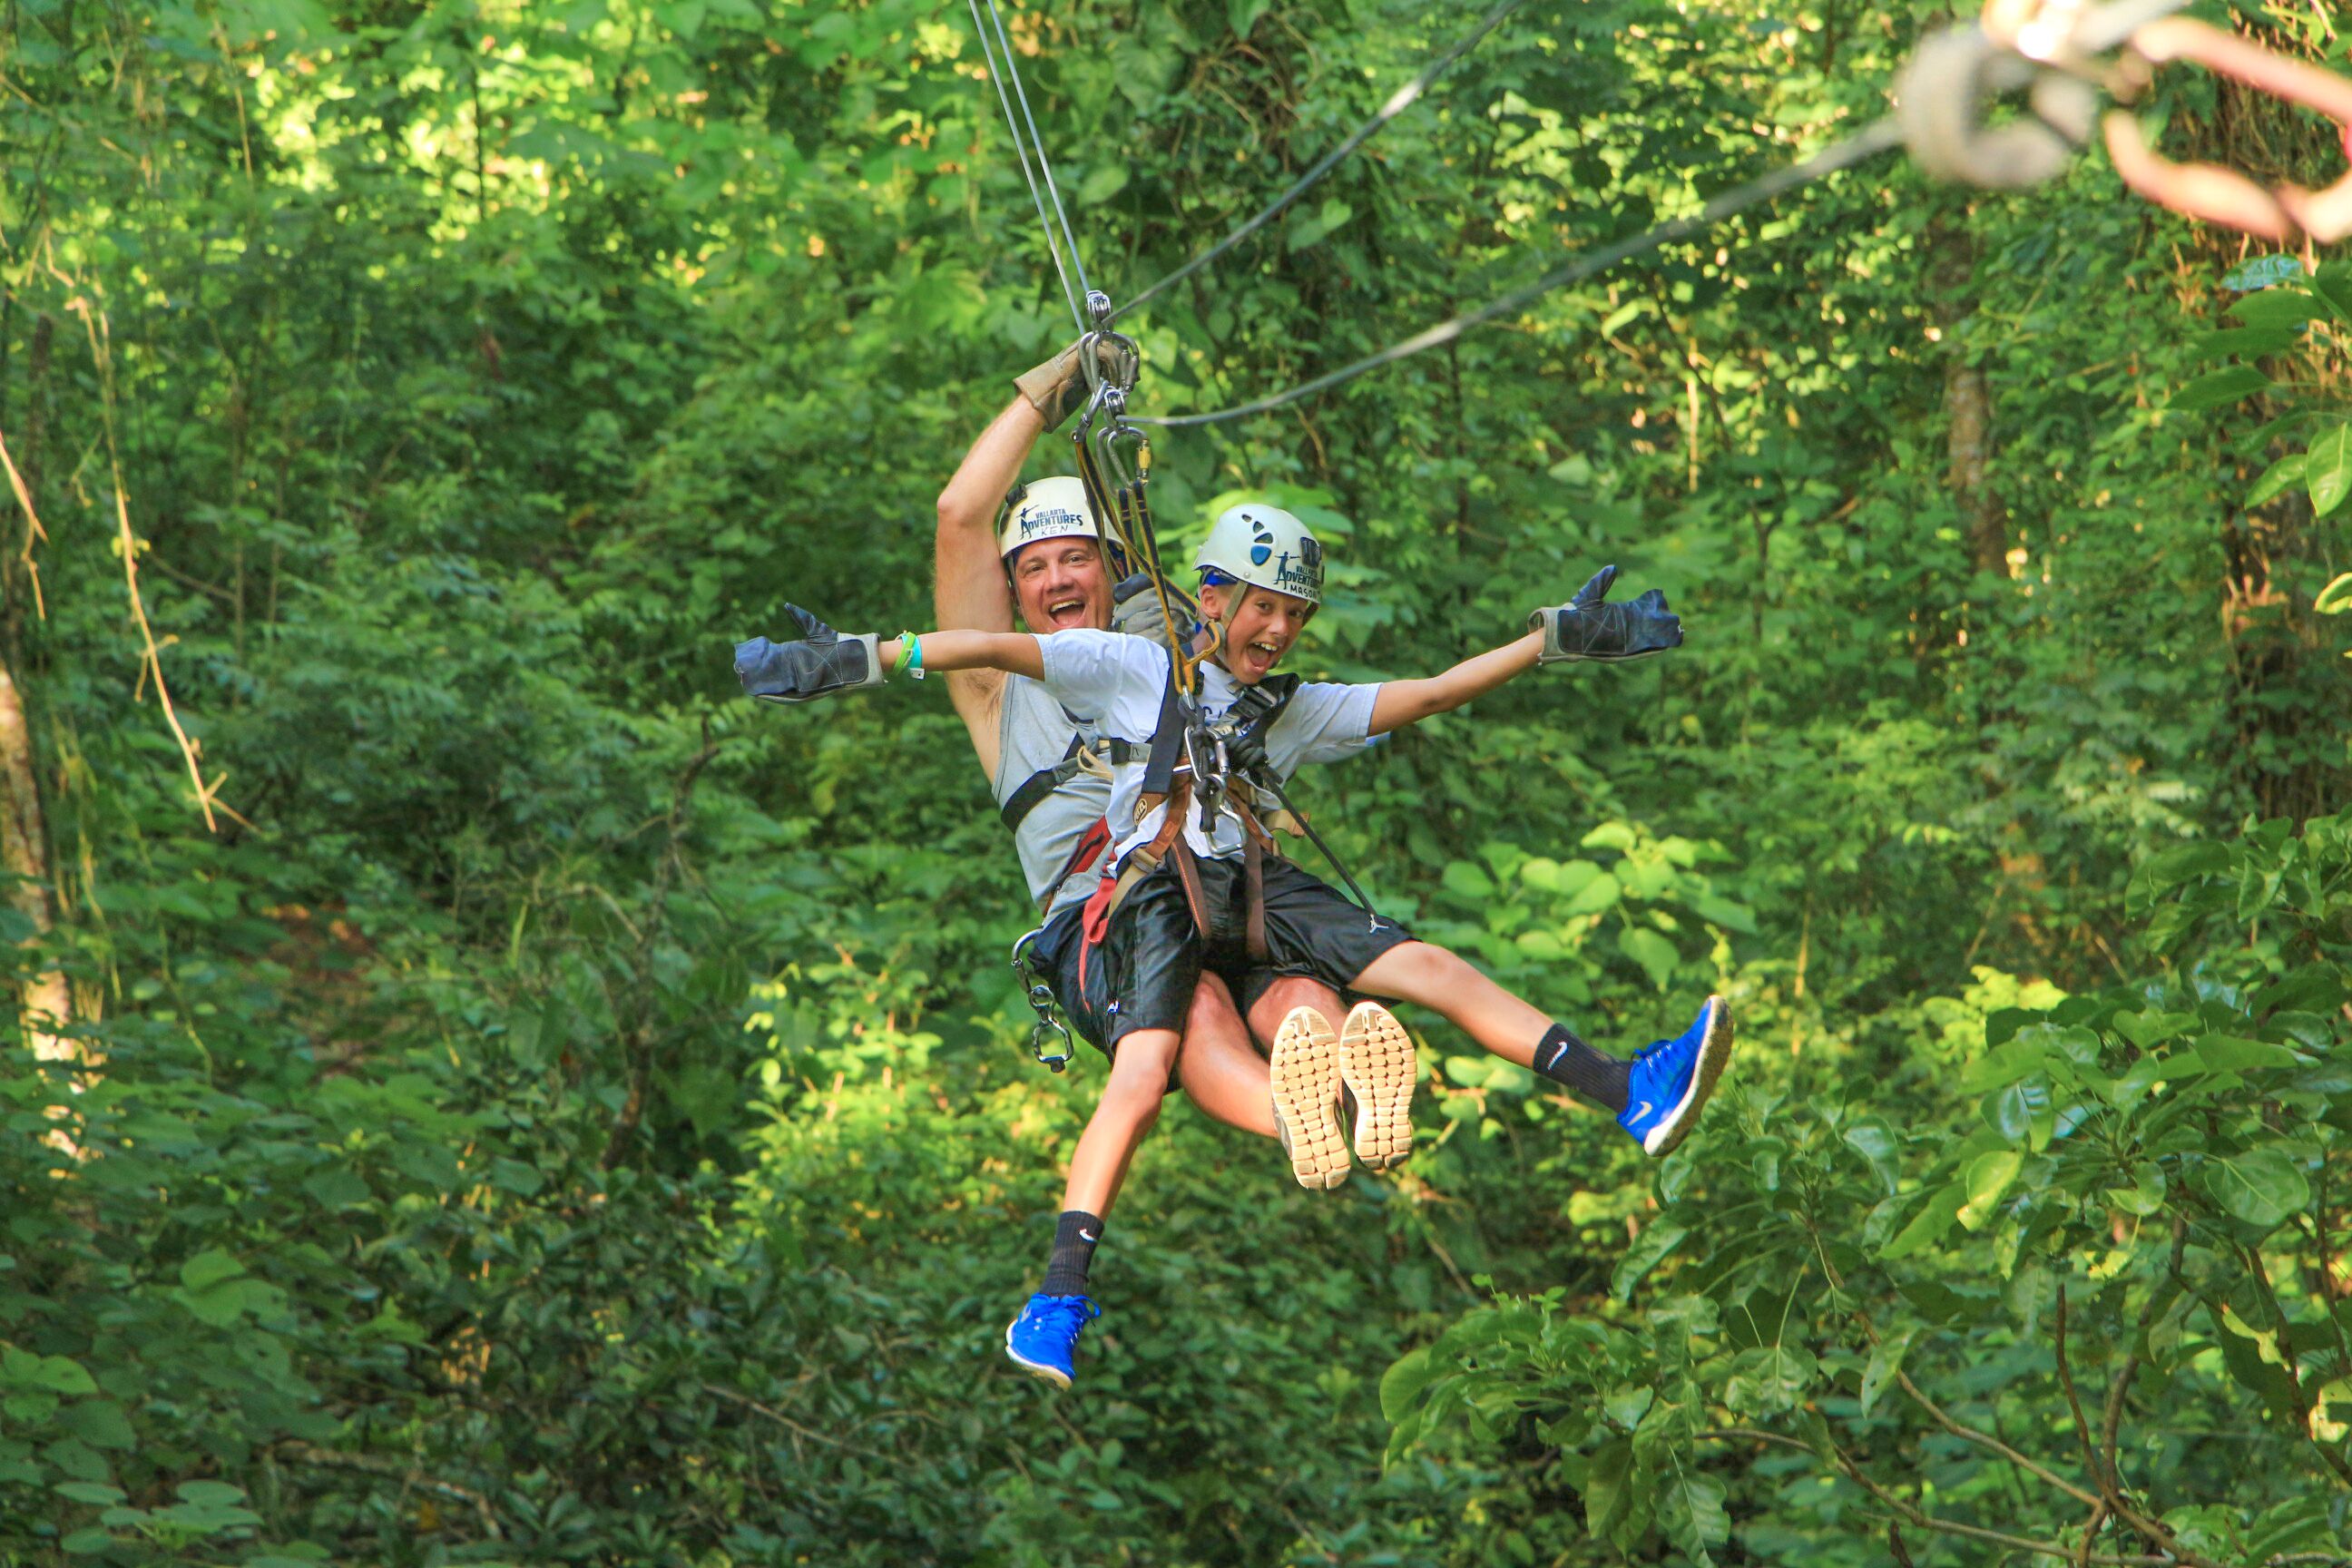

{"left": 734, "top": 605, "right": 886, "bottom": 705}
{"left": 1529, "top": 566, "right": 1682, "bottom": 664}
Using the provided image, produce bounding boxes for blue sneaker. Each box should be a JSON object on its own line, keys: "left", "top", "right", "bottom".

{"left": 1617, "top": 995, "right": 1735, "bottom": 1157}
{"left": 1004, "top": 1292, "right": 1101, "bottom": 1387}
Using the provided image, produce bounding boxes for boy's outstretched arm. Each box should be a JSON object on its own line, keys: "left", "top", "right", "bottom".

{"left": 1366, "top": 565, "right": 1682, "bottom": 737}
{"left": 1367, "top": 633, "right": 1542, "bottom": 736}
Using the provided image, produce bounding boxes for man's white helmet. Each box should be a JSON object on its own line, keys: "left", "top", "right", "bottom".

{"left": 997, "top": 475, "right": 1102, "bottom": 561}
{"left": 1194, "top": 504, "right": 1323, "bottom": 607}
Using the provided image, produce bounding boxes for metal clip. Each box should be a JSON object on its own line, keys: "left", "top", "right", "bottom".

{"left": 1896, "top": 24, "right": 2099, "bottom": 190}
{"left": 1009, "top": 928, "right": 1075, "bottom": 1073}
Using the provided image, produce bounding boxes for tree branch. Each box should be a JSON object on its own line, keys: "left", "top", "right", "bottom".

{"left": 272, "top": 1441, "right": 499, "bottom": 1539}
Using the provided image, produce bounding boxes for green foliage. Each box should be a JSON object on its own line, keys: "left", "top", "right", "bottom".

{"left": 1, "top": 0, "right": 2348, "bottom": 1562}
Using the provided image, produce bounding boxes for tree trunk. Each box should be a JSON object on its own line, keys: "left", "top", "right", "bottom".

{"left": 0, "top": 653, "right": 79, "bottom": 1089}
{"left": 1945, "top": 359, "right": 2005, "bottom": 577}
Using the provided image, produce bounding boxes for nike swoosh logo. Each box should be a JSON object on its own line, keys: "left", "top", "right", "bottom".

{"left": 1632, "top": 1101, "right": 1654, "bottom": 1122}
{"left": 1080, "top": 1229, "right": 1099, "bottom": 1243}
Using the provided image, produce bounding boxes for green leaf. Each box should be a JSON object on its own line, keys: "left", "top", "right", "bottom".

{"left": 1581, "top": 821, "right": 1637, "bottom": 851}
{"left": 2317, "top": 572, "right": 2352, "bottom": 615}
{"left": 1377, "top": 1347, "right": 1436, "bottom": 1422}
{"left": 1858, "top": 1328, "right": 1914, "bottom": 1417}
{"left": 1226, "top": 0, "right": 1269, "bottom": 37}
{"left": 58, "top": 1402, "right": 134, "bottom": 1452}
{"left": 1842, "top": 1116, "right": 1902, "bottom": 1195}
{"left": 2190, "top": 327, "right": 2293, "bottom": 359}
{"left": 1617, "top": 927, "right": 1678, "bottom": 991}
{"left": 2192, "top": 1034, "right": 2301, "bottom": 1073}
{"left": 1611, "top": 1220, "right": 1690, "bottom": 1301}
{"left": 1286, "top": 197, "right": 1354, "bottom": 252}
{"left": 53, "top": 1483, "right": 124, "bottom": 1505}
{"left": 1582, "top": 1437, "right": 1632, "bottom": 1536}
{"left": 1880, "top": 1181, "right": 1966, "bottom": 1259}
{"left": 29, "top": 1357, "right": 96, "bottom": 1396}
{"left": 180, "top": 1249, "right": 245, "bottom": 1292}
{"left": 1660, "top": 1467, "right": 1730, "bottom": 1563}
{"left": 2169, "top": 366, "right": 2271, "bottom": 411}
{"left": 2229, "top": 289, "right": 2328, "bottom": 329}
{"left": 1440, "top": 860, "right": 1494, "bottom": 900}
{"left": 2205, "top": 1149, "right": 2310, "bottom": 1229}
{"left": 1687, "top": 894, "right": 1757, "bottom": 933}
{"left": 1562, "top": 872, "right": 1621, "bottom": 916}
{"left": 2314, "top": 260, "right": 2352, "bottom": 322}
{"left": 2104, "top": 1161, "right": 2167, "bottom": 1217}
{"left": 300, "top": 1167, "right": 371, "bottom": 1209}
{"left": 1076, "top": 162, "right": 1129, "bottom": 207}
{"left": 1956, "top": 1150, "right": 2022, "bottom": 1231}
{"left": 176, "top": 1481, "right": 248, "bottom": 1507}
{"left": 2306, "top": 424, "right": 2352, "bottom": 517}
{"left": 2243, "top": 452, "right": 2307, "bottom": 508}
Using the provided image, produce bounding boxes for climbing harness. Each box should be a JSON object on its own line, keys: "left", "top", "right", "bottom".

{"left": 1010, "top": 927, "right": 1076, "bottom": 1072}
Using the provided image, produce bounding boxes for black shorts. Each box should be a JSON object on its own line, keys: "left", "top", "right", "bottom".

{"left": 1102, "top": 854, "right": 1415, "bottom": 1049}
{"left": 1230, "top": 855, "right": 1416, "bottom": 1011}
{"left": 1033, "top": 903, "right": 1119, "bottom": 1054}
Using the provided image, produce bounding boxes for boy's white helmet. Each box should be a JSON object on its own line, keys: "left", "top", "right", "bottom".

{"left": 997, "top": 475, "right": 1102, "bottom": 561}
{"left": 1194, "top": 504, "right": 1323, "bottom": 606}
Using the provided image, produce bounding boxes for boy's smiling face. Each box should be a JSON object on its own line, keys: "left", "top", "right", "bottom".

{"left": 1200, "top": 582, "right": 1314, "bottom": 685}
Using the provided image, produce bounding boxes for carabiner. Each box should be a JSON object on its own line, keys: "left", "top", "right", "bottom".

{"left": 2101, "top": 18, "right": 2352, "bottom": 244}
{"left": 1009, "top": 927, "right": 1076, "bottom": 1073}
{"left": 1896, "top": 24, "right": 2097, "bottom": 191}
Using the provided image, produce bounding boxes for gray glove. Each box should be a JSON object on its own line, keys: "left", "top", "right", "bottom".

{"left": 734, "top": 605, "right": 886, "bottom": 704}
{"left": 1530, "top": 566, "right": 1682, "bottom": 664}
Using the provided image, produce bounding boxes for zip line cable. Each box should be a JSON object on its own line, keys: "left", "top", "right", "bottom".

{"left": 1131, "top": 116, "right": 1906, "bottom": 427}
{"left": 964, "top": 0, "right": 1091, "bottom": 329}
{"left": 1110, "top": 0, "right": 1529, "bottom": 325}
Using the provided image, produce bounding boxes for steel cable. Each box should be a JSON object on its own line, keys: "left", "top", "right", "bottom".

{"left": 1132, "top": 116, "right": 1906, "bottom": 427}
{"left": 963, "top": 0, "right": 1091, "bottom": 329}
{"left": 1111, "top": 0, "right": 1529, "bottom": 325}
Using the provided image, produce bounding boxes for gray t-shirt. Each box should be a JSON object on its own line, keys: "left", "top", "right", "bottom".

{"left": 1034, "top": 630, "right": 1379, "bottom": 866}
{"left": 991, "top": 674, "right": 1113, "bottom": 918}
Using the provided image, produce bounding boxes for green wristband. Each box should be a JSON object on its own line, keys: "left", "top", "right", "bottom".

{"left": 897, "top": 632, "right": 926, "bottom": 679}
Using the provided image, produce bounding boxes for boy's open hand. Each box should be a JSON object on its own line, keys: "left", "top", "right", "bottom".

{"left": 1529, "top": 566, "right": 1683, "bottom": 664}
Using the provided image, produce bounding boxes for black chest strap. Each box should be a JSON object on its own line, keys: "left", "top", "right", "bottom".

{"left": 1001, "top": 733, "right": 1149, "bottom": 833}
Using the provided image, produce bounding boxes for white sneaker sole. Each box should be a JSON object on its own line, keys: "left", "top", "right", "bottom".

{"left": 1269, "top": 1006, "right": 1349, "bottom": 1190}
{"left": 1338, "top": 1001, "right": 1416, "bottom": 1171}
{"left": 1642, "top": 995, "right": 1735, "bottom": 1158}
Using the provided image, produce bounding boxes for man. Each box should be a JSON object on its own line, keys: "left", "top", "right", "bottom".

{"left": 737, "top": 484, "right": 1736, "bottom": 1390}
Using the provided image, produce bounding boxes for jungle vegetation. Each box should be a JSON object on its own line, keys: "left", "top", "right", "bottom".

{"left": 1, "top": 0, "right": 2349, "bottom": 1563}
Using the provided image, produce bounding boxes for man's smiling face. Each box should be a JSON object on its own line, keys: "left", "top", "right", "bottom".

{"left": 1009, "top": 537, "right": 1113, "bottom": 633}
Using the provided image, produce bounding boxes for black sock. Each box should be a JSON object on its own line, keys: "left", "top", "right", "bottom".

{"left": 1531, "top": 1024, "right": 1630, "bottom": 1113}
{"left": 1040, "top": 1210, "right": 1103, "bottom": 1298}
